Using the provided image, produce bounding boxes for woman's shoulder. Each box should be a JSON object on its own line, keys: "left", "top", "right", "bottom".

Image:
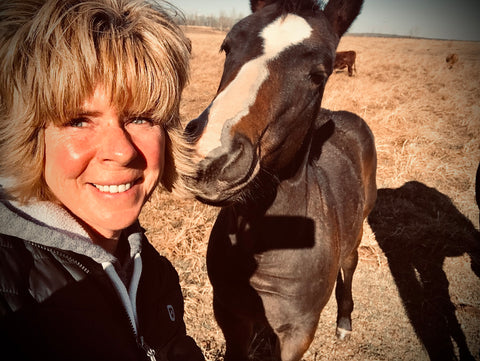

{"left": 0, "top": 234, "right": 36, "bottom": 316}
{"left": 0, "top": 233, "right": 97, "bottom": 316}
{"left": 0, "top": 233, "right": 33, "bottom": 276}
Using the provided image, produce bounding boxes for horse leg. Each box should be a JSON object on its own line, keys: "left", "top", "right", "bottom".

{"left": 335, "top": 246, "right": 359, "bottom": 340}
{"left": 276, "top": 326, "right": 316, "bottom": 361}
{"left": 262, "top": 297, "right": 319, "bottom": 360}
{"left": 347, "top": 64, "right": 353, "bottom": 76}
{"left": 213, "top": 296, "right": 254, "bottom": 361}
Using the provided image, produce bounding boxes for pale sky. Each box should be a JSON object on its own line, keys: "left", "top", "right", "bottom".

{"left": 172, "top": 0, "right": 480, "bottom": 41}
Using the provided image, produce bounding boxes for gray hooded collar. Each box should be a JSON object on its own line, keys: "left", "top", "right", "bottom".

{"left": 0, "top": 198, "right": 143, "bottom": 266}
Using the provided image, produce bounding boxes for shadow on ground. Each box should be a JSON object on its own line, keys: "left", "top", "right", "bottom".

{"left": 368, "top": 181, "right": 480, "bottom": 361}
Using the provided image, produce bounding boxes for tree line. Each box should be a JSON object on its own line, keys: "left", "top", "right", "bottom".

{"left": 181, "top": 2, "right": 329, "bottom": 31}
{"left": 183, "top": 11, "right": 245, "bottom": 31}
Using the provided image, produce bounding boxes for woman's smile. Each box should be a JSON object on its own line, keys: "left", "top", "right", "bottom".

{"left": 92, "top": 182, "right": 133, "bottom": 193}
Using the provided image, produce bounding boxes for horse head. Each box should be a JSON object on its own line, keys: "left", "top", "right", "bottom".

{"left": 184, "top": 0, "right": 363, "bottom": 205}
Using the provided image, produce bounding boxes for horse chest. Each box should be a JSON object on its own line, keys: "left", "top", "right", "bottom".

{"left": 216, "top": 175, "right": 338, "bottom": 288}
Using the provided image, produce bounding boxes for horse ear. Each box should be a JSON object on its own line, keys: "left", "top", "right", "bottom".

{"left": 323, "top": 0, "right": 363, "bottom": 37}
{"left": 250, "top": 0, "right": 269, "bottom": 12}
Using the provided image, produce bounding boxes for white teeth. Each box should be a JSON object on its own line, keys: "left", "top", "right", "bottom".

{"left": 94, "top": 183, "right": 132, "bottom": 193}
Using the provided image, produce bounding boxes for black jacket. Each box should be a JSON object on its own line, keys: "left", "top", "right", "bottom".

{"left": 0, "top": 199, "right": 204, "bottom": 361}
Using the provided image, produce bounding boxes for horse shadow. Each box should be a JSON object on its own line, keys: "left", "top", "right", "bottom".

{"left": 368, "top": 181, "right": 480, "bottom": 361}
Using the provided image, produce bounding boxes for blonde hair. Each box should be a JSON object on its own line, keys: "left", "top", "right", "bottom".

{"left": 0, "top": 0, "right": 191, "bottom": 203}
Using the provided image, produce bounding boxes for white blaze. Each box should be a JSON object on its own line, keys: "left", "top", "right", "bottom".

{"left": 196, "top": 14, "right": 313, "bottom": 157}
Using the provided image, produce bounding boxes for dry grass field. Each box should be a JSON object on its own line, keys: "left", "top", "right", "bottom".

{"left": 140, "top": 26, "right": 480, "bottom": 360}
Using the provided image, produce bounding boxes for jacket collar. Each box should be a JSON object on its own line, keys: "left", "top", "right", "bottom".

{"left": 0, "top": 197, "right": 143, "bottom": 266}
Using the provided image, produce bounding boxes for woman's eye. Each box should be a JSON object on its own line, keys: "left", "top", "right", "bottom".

{"left": 67, "top": 117, "right": 88, "bottom": 128}
{"left": 130, "top": 117, "right": 154, "bottom": 126}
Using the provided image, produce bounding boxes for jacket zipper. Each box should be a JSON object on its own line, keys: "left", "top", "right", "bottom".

{"left": 139, "top": 336, "right": 156, "bottom": 361}
{"left": 113, "top": 284, "right": 157, "bottom": 361}
{"left": 26, "top": 241, "right": 91, "bottom": 274}
{"left": 28, "top": 242, "right": 157, "bottom": 360}
{"left": 102, "top": 259, "right": 158, "bottom": 361}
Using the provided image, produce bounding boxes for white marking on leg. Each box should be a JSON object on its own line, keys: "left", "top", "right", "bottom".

{"left": 336, "top": 316, "right": 352, "bottom": 341}
{"left": 336, "top": 326, "right": 352, "bottom": 341}
{"left": 196, "top": 15, "right": 312, "bottom": 157}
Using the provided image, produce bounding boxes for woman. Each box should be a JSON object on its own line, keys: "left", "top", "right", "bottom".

{"left": 0, "top": 0, "right": 204, "bottom": 360}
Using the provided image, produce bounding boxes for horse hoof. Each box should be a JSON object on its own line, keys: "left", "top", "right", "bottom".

{"left": 336, "top": 327, "right": 352, "bottom": 341}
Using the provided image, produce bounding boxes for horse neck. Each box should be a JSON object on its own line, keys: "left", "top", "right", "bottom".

{"left": 233, "top": 126, "right": 316, "bottom": 219}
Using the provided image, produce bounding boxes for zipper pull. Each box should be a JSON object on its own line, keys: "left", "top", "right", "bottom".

{"left": 140, "top": 336, "right": 157, "bottom": 361}
{"left": 146, "top": 348, "right": 156, "bottom": 361}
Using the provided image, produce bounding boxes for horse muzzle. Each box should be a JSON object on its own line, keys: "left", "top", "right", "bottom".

{"left": 184, "top": 133, "right": 259, "bottom": 205}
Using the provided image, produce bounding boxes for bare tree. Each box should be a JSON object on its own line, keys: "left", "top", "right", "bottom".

{"left": 184, "top": 10, "right": 245, "bottom": 31}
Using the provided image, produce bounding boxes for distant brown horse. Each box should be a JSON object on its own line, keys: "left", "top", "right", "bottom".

{"left": 334, "top": 50, "right": 356, "bottom": 76}
{"left": 183, "top": 0, "right": 376, "bottom": 360}
{"left": 446, "top": 53, "right": 458, "bottom": 69}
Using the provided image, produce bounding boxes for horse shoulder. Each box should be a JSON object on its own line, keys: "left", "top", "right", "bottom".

{"left": 311, "top": 109, "right": 377, "bottom": 215}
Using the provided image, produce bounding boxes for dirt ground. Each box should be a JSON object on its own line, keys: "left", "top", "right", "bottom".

{"left": 140, "top": 26, "right": 480, "bottom": 360}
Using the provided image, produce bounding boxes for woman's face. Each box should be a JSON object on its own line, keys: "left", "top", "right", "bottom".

{"left": 44, "top": 86, "right": 165, "bottom": 242}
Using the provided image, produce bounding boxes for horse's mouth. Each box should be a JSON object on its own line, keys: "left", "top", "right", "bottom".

{"left": 185, "top": 157, "right": 261, "bottom": 206}
{"left": 182, "top": 132, "right": 262, "bottom": 206}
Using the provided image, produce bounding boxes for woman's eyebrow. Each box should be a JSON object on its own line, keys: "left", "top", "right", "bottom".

{"left": 72, "top": 110, "right": 102, "bottom": 118}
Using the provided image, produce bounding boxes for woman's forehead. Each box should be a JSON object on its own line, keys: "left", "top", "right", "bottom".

{"left": 72, "top": 84, "right": 156, "bottom": 116}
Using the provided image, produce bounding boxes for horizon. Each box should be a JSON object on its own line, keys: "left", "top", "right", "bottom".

{"left": 173, "top": 0, "right": 480, "bottom": 42}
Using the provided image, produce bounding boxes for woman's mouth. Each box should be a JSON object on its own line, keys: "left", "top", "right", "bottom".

{"left": 93, "top": 182, "right": 133, "bottom": 194}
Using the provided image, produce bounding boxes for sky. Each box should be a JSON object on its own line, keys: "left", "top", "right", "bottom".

{"left": 172, "top": 0, "right": 480, "bottom": 41}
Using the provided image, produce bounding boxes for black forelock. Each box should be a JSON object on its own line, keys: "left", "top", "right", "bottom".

{"left": 280, "top": 0, "right": 321, "bottom": 13}
{"left": 252, "top": 0, "right": 321, "bottom": 14}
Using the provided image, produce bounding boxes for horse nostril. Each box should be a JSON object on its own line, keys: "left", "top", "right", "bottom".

{"left": 185, "top": 106, "right": 210, "bottom": 142}
{"left": 184, "top": 119, "right": 201, "bottom": 142}
{"left": 217, "top": 135, "right": 256, "bottom": 184}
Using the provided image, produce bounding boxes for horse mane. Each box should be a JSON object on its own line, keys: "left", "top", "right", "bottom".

{"left": 250, "top": 0, "right": 321, "bottom": 14}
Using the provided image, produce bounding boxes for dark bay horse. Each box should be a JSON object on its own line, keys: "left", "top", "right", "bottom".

{"left": 183, "top": 0, "right": 376, "bottom": 360}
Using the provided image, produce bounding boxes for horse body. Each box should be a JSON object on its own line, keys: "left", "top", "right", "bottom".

{"left": 183, "top": 0, "right": 376, "bottom": 359}
{"left": 206, "top": 111, "right": 376, "bottom": 360}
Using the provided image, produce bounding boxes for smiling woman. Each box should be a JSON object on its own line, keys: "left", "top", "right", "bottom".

{"left": 43, "top": 86, "right": 165, "bottom": 248}
{"left": 0, "top": 0, "right": 204, "bottom": 360}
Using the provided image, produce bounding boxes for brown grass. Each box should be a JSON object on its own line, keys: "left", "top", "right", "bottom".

{"left": 139, "top": 27, "right": 480, "bottom": 360}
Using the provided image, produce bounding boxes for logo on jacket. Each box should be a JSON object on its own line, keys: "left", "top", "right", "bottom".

{"left": 167, "top": 305, "right": 175, "bottom": 321}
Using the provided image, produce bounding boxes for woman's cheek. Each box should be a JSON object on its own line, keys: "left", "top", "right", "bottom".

{"left": 45, "top": 130, "right": 93, "bottom": 180}
{"left": 136, "top": 127, "right": 165, "bottom": 177}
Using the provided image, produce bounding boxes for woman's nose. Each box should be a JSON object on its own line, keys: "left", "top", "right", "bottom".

{"left": 97, "top": 125, "right": 138, "bottom": 165}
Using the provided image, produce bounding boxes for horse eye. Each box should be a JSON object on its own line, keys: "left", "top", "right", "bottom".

{"left": 309, "top": 64, "right": 329, "bottom": 85}
{"left": 309, "top": 70, "right": 326, "bottom": 85}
